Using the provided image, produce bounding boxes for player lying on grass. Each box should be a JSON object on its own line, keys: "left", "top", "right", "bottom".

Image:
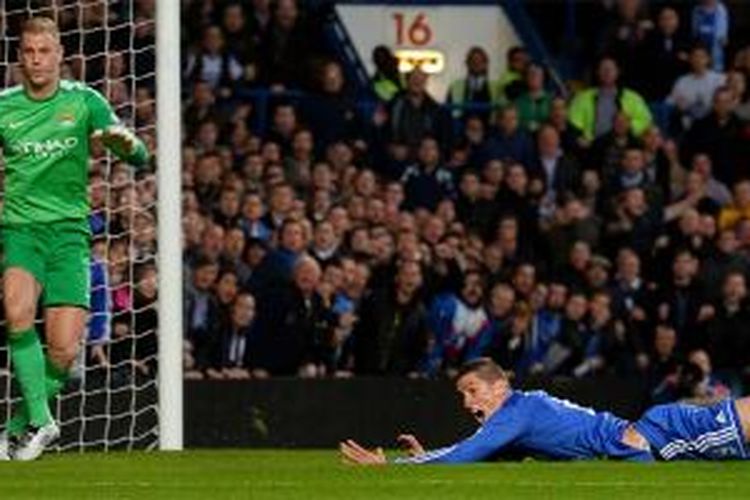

{"left": 0, "top": 17, "right": 148, "bottom": 461}
{"left": 340, "top": 358, "right": 750, "bottom": 463}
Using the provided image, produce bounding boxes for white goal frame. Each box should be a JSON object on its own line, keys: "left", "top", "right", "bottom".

{"left": 156, "top": 0, "right": 183, "bottom": 451}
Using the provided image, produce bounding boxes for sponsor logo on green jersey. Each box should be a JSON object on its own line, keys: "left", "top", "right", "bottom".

{"left": 9, "top": 137, "right": 79, "bottom": 159}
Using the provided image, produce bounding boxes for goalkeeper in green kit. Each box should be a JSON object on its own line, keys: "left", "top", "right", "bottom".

{"left": 0, "top": 17, "right": 149, "bottom": 461}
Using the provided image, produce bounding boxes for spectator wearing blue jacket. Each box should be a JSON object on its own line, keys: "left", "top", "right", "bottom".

{"left": 88, "top": 242, "right": 111, "bottom": 348}
{"left": 427, "top": 271, "right": 493, "bottom": 374}
{"left": 517, "top": 282, "right": 567, "bottom": 376}
{"left": 478, "top": 105, "right": 535, "bottom": 168}
{"left": 692, "top": 0, "right": 729, "bottom": 71}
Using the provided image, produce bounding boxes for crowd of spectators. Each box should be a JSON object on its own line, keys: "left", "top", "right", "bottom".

{"left": 175, "top": 0, "right": 750, "bottom": 405}
{"left": 4, "top": 0, "right": 745, "bottom": 407}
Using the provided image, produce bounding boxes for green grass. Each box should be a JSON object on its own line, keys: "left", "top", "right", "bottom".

{"left": 0, "top": 450, "right": 748, "bottom": 499}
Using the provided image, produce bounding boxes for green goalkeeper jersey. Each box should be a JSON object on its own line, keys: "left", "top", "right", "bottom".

{"left": 0, "top": 79, "right": 148, "bottom": 225}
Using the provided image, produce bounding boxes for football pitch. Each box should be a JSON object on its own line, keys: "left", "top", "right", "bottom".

{"left": 0, "top": 450, "right": 748, "bottom": 499}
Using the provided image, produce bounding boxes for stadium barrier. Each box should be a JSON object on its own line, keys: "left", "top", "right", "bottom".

{"left": 185, "top": 377, "right": 647, "bottom": 448}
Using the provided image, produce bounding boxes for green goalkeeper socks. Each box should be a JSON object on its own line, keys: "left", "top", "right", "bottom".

{"left": 8, "top": 329, "right": 52, "bottom": 430}
{"left": 6, "top": 357, "right": 70, "bottom": 436}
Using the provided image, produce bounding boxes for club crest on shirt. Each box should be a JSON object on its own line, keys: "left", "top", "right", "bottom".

{"left": 56, "top": 111, "right": 76, "bottom": 127}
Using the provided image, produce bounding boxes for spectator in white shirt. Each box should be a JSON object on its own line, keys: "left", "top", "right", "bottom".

{"left": 668, "top": 43, "right": 726, "bottom": 129}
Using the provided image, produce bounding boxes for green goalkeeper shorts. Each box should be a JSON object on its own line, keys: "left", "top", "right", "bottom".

{"left": 1, "top": 219, "right": 91, "bottom": 308}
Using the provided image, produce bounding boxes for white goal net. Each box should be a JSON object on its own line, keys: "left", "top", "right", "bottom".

{"left": 0, "top": 0, "right": 159, "bottom": 451}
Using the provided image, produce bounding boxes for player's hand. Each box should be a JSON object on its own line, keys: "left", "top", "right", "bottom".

{"left": 339, "top": 439, "right": 387, "bottom": 465}
{"left": 396, "top": 434, "right": 425, "bottom": 457}
{"left": 93, "top": 125, "right": 137, "bottom": 155}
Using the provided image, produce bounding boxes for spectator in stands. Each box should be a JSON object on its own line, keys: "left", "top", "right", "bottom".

{"left": 599, "top": 0, "right": 653, "bottom": 90}
{"left": 371, "top": 45, "right": 402, "bottom": 102}
{"left": 604, "top": 187, "right": 662, "bottom": 257}
{"left": 640, "top": 6, "right": 690, "bottom": 101}
{"left": 184, "top": 256, "right": 220, "bottom": 369}
{"left": 207, "top": 292, "right": 257, "bottom": 379}
{"left": 250, "top": 218, "right": 306, "bottom": 294}
{"left": 354, "top": 260, "right": 430, "bottom": 375}
{"left": 303, "top": 61, "right": 362, "bottom": 154}
{"left": 656, "top": 249, "right": 712, "bottom": 351}
{"left": 568, "top": 56, "right": 652, "bottom": 141}
{"left": 262, "top": 183, "right": 296, "bottom": 231}
{"left": 193, "top": 152, "right": 224, "bottom": 207}
{"left": 700, "top": 228, "right": 749, "bottom": 299}
{"left": 173, "top": 0, "right": 750, "bottom": 404}
{"left": 455, "top": 169, "right": 497, "bottom": 240}
{"left": 683, "top": 348, "right": 731, "bottom": 403}
{"left": 548, "top": 97, "right": 585, "bottom": 157}
{"left": 667, "top": 43, "right": 726, "bottom": 130}
{"left": 283, "top": 129, "right": 315, "bottom": 189}
{"left": 386, "top": 68, "right": 452, "bottom": 152}
{"left": 641, "top": 126, "right": 672, "bottom": 200}
{"left": 498, "top": 46, "right": 529, "bottom": 101}
{"left": 401, "top": 136, "right": 455, "bottom": 211}
{"left": 184, "top": 25, "right": 244, "bottom": 97}
{"left": 427, "top": 271, "right": 492, "bottom": 375}
{"left": 257, "top": 0, "right": 310, "bottom": 89}
{"left": 544, "top": 198, "right": 601, "bottom": 271}
{"left": 585, "top": 255, "right": 613, "bottom": 294}
{"left": 690, "top": 153, "right": 732, "bottom": 207}
{"left": 515, "top": 63, "right": 553, "bottom": 132}
{"left": 530, "top": 124, "right": 581, "bottom": 216}
{"left": 706, "top": 271, "right": 750, "bottom": 395}
{"left": 132, "top": 263, "right": 158, "bottom": 375}
{"left": 571, "top": 292, "right": 613, "bottom": 377}
{"left": 214, "top": 187, "right": 242, "bottom": 229}
{"left": 239, "top": 192, "right": 272, "bottom": 242}
{"left": 221, "top": 3, "right": 256, "bottom": 82}
{"left": 728, "top": 69, "right": 750, "bottom": 121}
{"left": 479, "top": 105, "right": 535, "bottom": 168}
{"left": 447, "top": 46, "right": 502, "bottom": 124}
{"left": 684, "top": 87, "right": 749, "bottom": 186}
{"left": 248, "top": 0, "right": 273, "bottom": 46}
{"left": 266, "top": 103, "right": 299, "bottom": 155}
{"left": 605, "top": 147, "right": 660, "bottom": 203}
{"left": 691, "top": 0, "right": 729, "bottom": 71}
{"left": 549, "top": 291, "right": 590, "bottom": 375}
{"left": 588, "top": 111, "right": 641, "bottom": 184}
{"left": 648, "top": 324, "right": 683, "bottom": 403}
{"left": 528, "top": 281, "right": 568, "bottom": 375}
{"left": 485, "top": 301, "right": 531, "bottom": 375}
{"left": 486, "top": 282, "right": 516, "bottom": 334}
{"left": 610, "top": 247, "right": 650, "bottom": 324}
{"left": 183, "top": 81, "right": 218, "bottom": 139}
{"left": 254, "top": 256, "right": 335, "bottom": 376}
{"left": 718, "top": 180, "right": 750, "bottom": 231}
{"left": 88, "top": 240, "right": 111, "bottom": 368}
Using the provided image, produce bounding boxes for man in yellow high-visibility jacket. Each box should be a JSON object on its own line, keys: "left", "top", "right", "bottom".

{"left": 568, "top": 56, "right": 653, "bottom": 142}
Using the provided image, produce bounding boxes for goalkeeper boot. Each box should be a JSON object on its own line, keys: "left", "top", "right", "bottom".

{"left": 14, "top": 421, "right": 60, "bottom": 461}
{"left": 0, "top": 431, "right": 23, "bottom": 461}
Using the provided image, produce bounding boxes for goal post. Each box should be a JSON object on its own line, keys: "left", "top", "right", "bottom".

{"left": 156, "top": 0, "right": 184, "bottom": 452}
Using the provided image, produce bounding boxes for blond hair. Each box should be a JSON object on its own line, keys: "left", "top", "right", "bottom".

{"left": 21, "top": 17, "right": 60, "bottom": 43}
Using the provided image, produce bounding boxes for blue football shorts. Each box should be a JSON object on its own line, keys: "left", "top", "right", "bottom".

{"left": 634, "top": 398, "right": 749, "bottom": 460}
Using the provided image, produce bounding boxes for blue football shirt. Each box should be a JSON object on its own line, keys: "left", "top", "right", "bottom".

{"left": 395, "top": 390, "right": 653, "bottom": 463}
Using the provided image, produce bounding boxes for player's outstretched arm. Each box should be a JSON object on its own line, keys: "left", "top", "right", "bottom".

{"left": 85, "top": 85, "right": 150, "bottom": 168}
{"left": 93, "top": 125, "right": 150, "bottom": 168}
{"left": 339, "top": 439, "right": 387, "bottom": 465}
{"left": 397, "top": 434, "right": 426, "bottom": 457}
